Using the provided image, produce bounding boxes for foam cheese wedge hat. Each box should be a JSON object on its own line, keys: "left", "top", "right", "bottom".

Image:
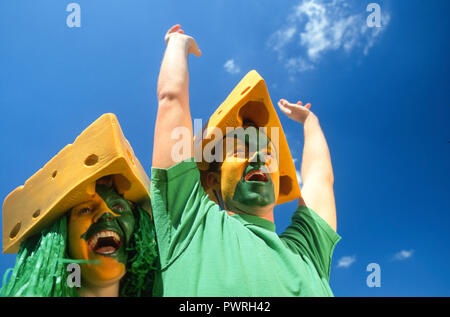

{"left": 3, "top": 113, "right": 151, "bottom": 253}
{"left": 194, "top": 70, "right": 300, "bottom": 205}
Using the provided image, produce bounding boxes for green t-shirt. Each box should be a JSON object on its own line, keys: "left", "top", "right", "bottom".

{"left": 150, "top": 158, "right": 341, "bottom": 297}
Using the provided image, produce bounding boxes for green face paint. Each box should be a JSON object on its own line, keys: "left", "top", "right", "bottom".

{"left": 221, "top": 127, "right": 278, "bottom": 214}
{"left": 80, "top": 184, "right": 136, "bottom": 264}
{"left": 228, "top": 158, "right": 276, "bottom": 212}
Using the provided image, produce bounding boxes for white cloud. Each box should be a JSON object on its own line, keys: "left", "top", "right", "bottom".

{"left": 296, "top": 169, "right": 303, "bottom": 188}
{"left": 224, "top": 59, "right": 241, "bottom": 74}
{"left": 337, "top": 255, "right": 356, "bottom": 268}
{"left": 268, "top": 0, "right": 390, "bottom": 73}
{"left": 270, "top": 26, "right": 297, "bottom": 59}
{"left": 286, "top": 57, "right": 315, "bottom": 72}
{"left": 362, "top": 12, "right": 391, "bottom": 55}
{"left": 393, "top": 249, "right": 414, "bottom": 261}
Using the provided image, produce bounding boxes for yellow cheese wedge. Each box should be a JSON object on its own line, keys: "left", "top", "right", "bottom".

{"left": 2, "top": 113, "right": 151, "bottom": 253}
{"left": 194, "top": 70, "right": 301, "bottom": 205}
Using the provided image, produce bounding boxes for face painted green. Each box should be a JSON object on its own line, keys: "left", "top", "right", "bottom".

{"left": 220, "top": 127, "right": 279, "bottom": 215}
{"left": 80, "top": 184, "right": 135, "bottom": 264}
{"left": 229, "top": 161, "right": 276, "bottom": 211}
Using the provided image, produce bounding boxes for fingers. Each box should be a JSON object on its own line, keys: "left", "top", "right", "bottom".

{"left": 279, "top": 99, "right": 299, "bottom": 110}
{"left": 277, "top": 100, "right": 292, "bottom": 115}
{"left": 278, "top": 98, "right": 312, "bottom": 113}
{"left": 193, "top": 47, "right": 202, "bottom": 57}
{"left": 285, "top": 99, "right": 312, "bottom": 110}
{"left": 298, "top": 101, "right": 311, "bottom": 109}
{"left": 166, "top": 24, "right": 184, "bottom": 39}
{"left": 168, "top": 24, "right": 181, "bottom": 33}
{"left": 166, "top": 24, "right": 202, "bottom": 57}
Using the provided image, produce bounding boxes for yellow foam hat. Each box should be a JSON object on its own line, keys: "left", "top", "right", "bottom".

{"left": 2, "top": 114, "right": 151, "bottom": 253}
{"left": 194, "top": 70, "right": 300, "bottom": 205}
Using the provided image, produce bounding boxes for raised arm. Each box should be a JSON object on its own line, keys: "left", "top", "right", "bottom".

{"left": 152, "top": 25, "right": 201, "bottom": 169}
{"left": 278, "top": 99, "right": 337, "bottom": 231}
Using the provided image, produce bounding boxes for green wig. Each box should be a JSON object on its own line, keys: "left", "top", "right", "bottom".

{"left": 1, "top": 205, "right": 159, "bottom": 297}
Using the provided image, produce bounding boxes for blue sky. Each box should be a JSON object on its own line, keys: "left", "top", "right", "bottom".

{"left": 1, "top": 0, "right": 449, "bottom": 296}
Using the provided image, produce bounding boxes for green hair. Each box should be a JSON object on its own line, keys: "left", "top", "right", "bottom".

{"left": 120, "top": 205, "right": 159, "bottom": 297}
{"left": 1, "top": 205, "right": 159, "bottom": 297}
{"left": 0, "top": 215, "right": 79, "bottom": 297}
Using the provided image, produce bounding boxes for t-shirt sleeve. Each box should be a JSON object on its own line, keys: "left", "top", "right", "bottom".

{"left": 150, "top": 158, "right": 215, "bottom": 269}
{"left": 279, "top": 206, "right": 341, "bottom": 281}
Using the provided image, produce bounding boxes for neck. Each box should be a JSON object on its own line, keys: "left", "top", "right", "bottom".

{"left": 80, "top": 281, "right": 120, "bottom": 297}
{"left": 227, "top": 206, "right": 275, "bottom": 223}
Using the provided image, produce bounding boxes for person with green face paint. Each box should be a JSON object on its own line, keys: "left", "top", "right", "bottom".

{"left": 2, "top": 177, "right": 157, "bottom": 297}
{"left": 1, "top": 114, "right": 158, "bottom": 297}
{"left": 151, "top": 25, "right": 340, "bottom": 296}
{"left": 66, "top": 176, "right": 153, "bottom": 297}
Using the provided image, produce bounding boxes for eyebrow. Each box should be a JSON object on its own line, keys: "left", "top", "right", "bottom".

{"left": 228, "top": 133, "right": 278, "bottom": 157}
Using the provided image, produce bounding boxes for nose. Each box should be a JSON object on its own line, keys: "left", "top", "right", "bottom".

{"left": 249, "top": 151, "right": 266, "bottom": 165}
{"left": 93, "top": 211, "right": 115, "bottom": 224}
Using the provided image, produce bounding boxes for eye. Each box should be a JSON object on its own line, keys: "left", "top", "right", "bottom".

{"left": 111, "top": 203, "right": 126, "bottom": 213}
{"left": 233, "top": 148, "right": 245, "bottom": 156}
{"left": 78, "top": 208, "right": 91, "bottom": 215}
{"left": 263, "top": 150, "right": 275, "bottom": 159}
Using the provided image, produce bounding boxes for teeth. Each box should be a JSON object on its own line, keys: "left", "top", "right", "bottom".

{"left": 87, "top": 230, "right": 121, "bottom": 250}
{"left": 245, "top": 170, "right": 267, "bottom": 181}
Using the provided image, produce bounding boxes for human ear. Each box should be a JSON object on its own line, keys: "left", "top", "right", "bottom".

{"left": 206, "top": 172, "right": 221, "bottom": 191}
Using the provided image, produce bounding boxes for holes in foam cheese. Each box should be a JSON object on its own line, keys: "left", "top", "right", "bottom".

{"left": 279, "top": 175, "right": 293, "bottom": 196}
{"left": 238, "top": 101, "right": 269, "bottom": 128}
{"left": 9, "top": 222, "right": 21, "bottom": 239}
{"left": 113, "top": 174, "right": 131, "bottom": 196}
{"left": 32, "top": 209, "right": 41, "bottom": 219}
{"left": 84, "top": 154, "right": 99, "bottom": 166}
{"left": 241, "top": 86, "right": 251, "bottom": 95}
{"left": 52, "top": 170, "right": 57, "bottom": 178}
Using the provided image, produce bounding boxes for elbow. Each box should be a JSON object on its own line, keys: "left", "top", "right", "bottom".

{"left": 157, "top": 89, "right": 188, "bottom": 113}
{"left": 156, "top": 89, "right": 187, "bottom": 116}
{"left": 157, "top": 79, "right": 186, "bottom": 103}
{"left": 157, "top": 89, "right": 182, "bottom": 103}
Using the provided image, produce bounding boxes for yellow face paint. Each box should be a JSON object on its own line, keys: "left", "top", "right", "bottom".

{"left": 219, "top": 128, "right": 280, "bottom": 215}
{"left": 68, "top": 184, "right": 135, "bottom": 285}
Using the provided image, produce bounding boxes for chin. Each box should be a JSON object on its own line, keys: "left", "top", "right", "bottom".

{"left": 81, "top": 260, "right": 126, "bottom": 287}
{"left": 227, "top": 198, "right": 275, "bottom": 217}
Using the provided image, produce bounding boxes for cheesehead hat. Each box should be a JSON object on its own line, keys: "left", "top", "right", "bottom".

{"left": 194, "top": 70, "right": 300, "bottom": 205}
{"left": 3, "top": 114, "right": 150, "bottom": 253}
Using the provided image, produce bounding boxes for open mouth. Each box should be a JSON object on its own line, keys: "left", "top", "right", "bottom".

{"left": 244, "top": 169, "right": 269, "bottom": 182}
{"left": 87, "top": 230, "right": 122, "bottom": 255}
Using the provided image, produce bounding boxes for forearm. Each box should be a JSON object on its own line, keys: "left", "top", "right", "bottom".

{"left": 301, "top": 114, "right": 334, "bottom": 185}
{"left": 153, "top": 36, "right": 193, "bottom": 168}
{"left": 277, "top": 98, "right": 336, "bottom": 230}
{"left": 157, "top": 37, "right": 190, "bottom": 104}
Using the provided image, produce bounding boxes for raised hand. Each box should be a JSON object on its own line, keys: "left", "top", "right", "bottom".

{"left": 277, "top": 99, "right": 313, "bottom": 125}
{"left": 164, "top": 24, "right": 202, "bottom": 57}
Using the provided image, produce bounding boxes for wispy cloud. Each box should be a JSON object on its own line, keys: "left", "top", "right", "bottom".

{"left": 337, "top": 255, "right": 356, "bottom": 268}
{"left": 268, "top": 0, "right": 390, "bottom": 74}
{"left": 223, "top": 59, "right": 241, "bottom": 74}
{"left": 393, "top": 249, "right": 414, "bottom": 261}
{"left": 296, "top": 168, "right": 303, "bottom": 188}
